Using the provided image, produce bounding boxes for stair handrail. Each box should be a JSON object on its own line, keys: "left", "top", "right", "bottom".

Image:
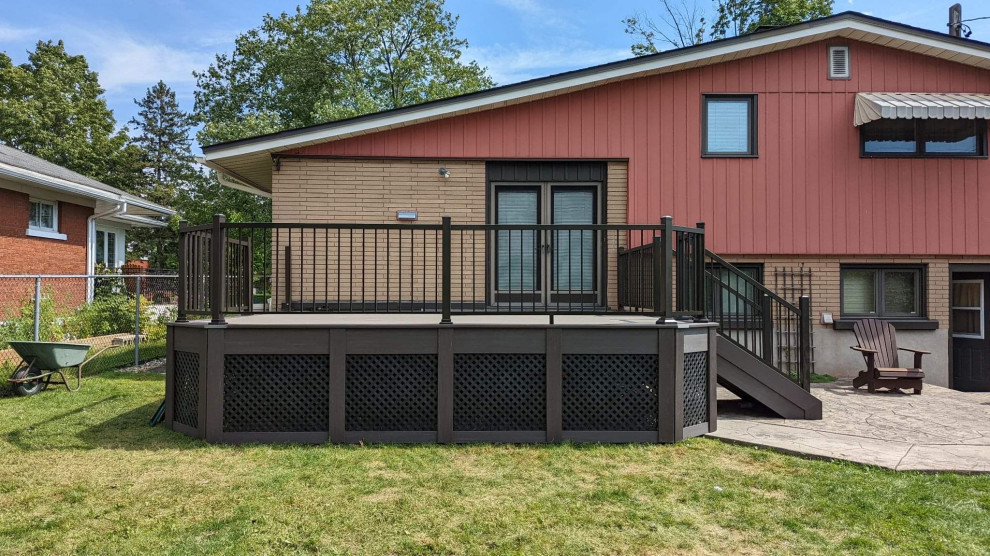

{"left": 704, "top": 250, "right": 798, "bottom": 312}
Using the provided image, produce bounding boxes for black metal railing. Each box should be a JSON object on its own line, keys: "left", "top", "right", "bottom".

{"left": 176, "top": 215, "right": 706, "bottom": 324}
{"left": 703, "top": 251, "right": 812, "bottom": 390}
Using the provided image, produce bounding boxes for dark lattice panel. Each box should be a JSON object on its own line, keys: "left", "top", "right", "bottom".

{"left": 562, "top": 354, "right": 658, "bottom": 431}
{"left": 173, "top": 350, "right": 199, "bottom": 429}
{"left": 453, "top": 354, "right": 546, "bottom": 431}
{"left": 223, "top": 354, "right": 329, "bottom": 432}
{"left": 345, "top": 354, "right": 437, "bottom": 431}
{"left": 683, "top": 352, "right": 709, "bottom": 428}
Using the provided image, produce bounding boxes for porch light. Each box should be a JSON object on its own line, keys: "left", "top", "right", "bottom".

{"left": 438, "top": 167, "right": 451, "bottom": 178}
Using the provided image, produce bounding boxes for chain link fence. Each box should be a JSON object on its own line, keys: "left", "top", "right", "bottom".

{"left": 0, "top": 274, "right": 177, "bottom": 376}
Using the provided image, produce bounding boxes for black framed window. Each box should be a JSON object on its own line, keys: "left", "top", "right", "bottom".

{"left": 860, "top": 118, "right": 986, "bottom": 157}
{"left": 711, "top": 263, "right": 764, "bottom": 317}
{"left": 841, "top": 265, "right": 925, "bottom": 319}
{"left": 702, "top": 94, "right": 757, "bottom": 157}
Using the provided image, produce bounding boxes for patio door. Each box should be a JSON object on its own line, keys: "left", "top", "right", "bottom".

{"left": 951, "top": 271, "right": 990, "bottom": 391}
{"left": 493, "top": 183, "right": 600, "bottom": 307}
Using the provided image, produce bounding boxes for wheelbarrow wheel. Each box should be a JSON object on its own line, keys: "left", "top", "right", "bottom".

{"left": 10, "top": 365, "right": 47, "bottom": 397}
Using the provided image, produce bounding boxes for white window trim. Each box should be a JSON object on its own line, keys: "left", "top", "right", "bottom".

{"left": 828, "top": 45, "right": 851, "bottom": 79}
{"left": 952, "top": 279, "right": 984, "bottom": 339}
{"left": 26, "top": 198, "right": 67, "bottom": 240}
{"left": 94, "top": 225, "right": 126, "bottom": 270}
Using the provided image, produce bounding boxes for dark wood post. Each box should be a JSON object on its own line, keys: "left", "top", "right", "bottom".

{"left": 657, "top": 327, "right": 684, "bottom": 443}
{"left": 210, "top": 214, "right": 226, "bottom": 325}
{"left": 761, "top": 293, "right": 774, "bottom": 366}
{"left": 176, "top": 220, "right": 188, "bottom": 322}
{"left": 799, "top": 295, "right": 812, "bottom": 391}
{"left": 284, "top": 245, "right": 292, "bottom": 312}
{"left": 440, "top": 216, "right": 452, "bottom": 324}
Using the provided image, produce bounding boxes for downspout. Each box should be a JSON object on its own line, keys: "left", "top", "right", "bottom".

{"left": 86, "top": 202, "right": 126, "bottom": 301}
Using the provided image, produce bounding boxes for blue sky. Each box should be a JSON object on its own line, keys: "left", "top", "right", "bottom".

{"left": 1, "top": 0, "right": 988, "bottom": 148}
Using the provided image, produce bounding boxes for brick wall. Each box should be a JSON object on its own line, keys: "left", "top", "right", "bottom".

{"left": 0, "top": 187, "right": 92, "bottom": 315}
{"left": 269, "top": 158, "right": 628, "bottom": 309}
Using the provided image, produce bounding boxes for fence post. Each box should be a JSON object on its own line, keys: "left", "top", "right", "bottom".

{"left": 135, "top": 275, "right": 142, "bottom": 365}
{"left": 654, "top": 216, "right": 673, "bottom": 324}
{"left": 440, "top": 216, "right": 452, "bottom": 324}
{"left": 799, "top": 295, "right": 812, "bottom": 391}
{"left": 33, "top": 276, "right": 41, "bottom": 341}
{"left": 210, "top": 214, "right": 227, "bottom": 325}
{"left": 761, "top": 293, "right": 773, "bottom": 366}
{"left": 176, "top": 220, "right": 188, "bottom": 322}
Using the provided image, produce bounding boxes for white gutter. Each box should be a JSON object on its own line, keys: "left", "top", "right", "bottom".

{"left": 0, "top": 161, "right": 175, "bottom": 215}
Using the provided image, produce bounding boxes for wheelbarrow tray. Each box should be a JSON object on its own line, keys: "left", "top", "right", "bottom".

{"left": 7, "top": 341, "right": 92, "bottom": 370}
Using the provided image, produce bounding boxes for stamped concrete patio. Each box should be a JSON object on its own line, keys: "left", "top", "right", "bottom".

{"left": 709, "top": 380, "right": 990, "bottom": 473}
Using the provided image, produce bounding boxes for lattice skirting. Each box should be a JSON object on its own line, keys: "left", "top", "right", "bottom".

{"left": 454, "top": 353, "right": 546, "bottom": 431}
{"left": 682, "top": 352, "right": 709, "bottom": 428}
{"left": 562, "top": 354, "right": 659, "bottom": 431}
{"left": 223, "top": 354, "right": 329, "bottom": 433}
{"left": 172, "top": 350, "right": 199, "bottom": 429}
{"left": 345, "top": 354, "right": 438, "bottom": 431}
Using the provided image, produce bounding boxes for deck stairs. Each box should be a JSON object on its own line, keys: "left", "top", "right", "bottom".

{"left": 704, "top": 252, "right": 822, "bottom": 420}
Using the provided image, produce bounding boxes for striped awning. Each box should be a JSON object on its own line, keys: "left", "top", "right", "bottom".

{"left": 853, "top": 93, "right": 990, "bottom": 126}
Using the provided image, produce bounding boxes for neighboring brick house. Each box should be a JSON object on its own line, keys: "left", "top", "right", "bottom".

{"left": 201, "top": 12, "right": 990, "bottom": 391}
{"left": 0, "top": 145, "right": 175, "bottom": 311}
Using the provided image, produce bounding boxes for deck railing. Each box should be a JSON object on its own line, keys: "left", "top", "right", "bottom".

{"left": 176, "top": 215, "right": 706, "bottom": 324}
{"left": 703, "top": 251, "right": 813, "bottom": 390}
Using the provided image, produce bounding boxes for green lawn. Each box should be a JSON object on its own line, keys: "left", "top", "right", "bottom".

{"left": 1, "top": 373, "right": 988, "bottom": 555}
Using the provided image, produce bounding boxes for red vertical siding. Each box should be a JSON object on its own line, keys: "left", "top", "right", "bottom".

{"left": 286, "top": 39, "right": 990, "bottom": 256}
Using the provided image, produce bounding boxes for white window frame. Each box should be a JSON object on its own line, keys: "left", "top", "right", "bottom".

{"left": 94, "top": 226, "right": 126, "bottom": 270}
{"left": 26, "top": 198, "right": 67, "bottom": 241}
{"left": 952, "top": 279, "right": 984, "bottom": 339}
{"left": 828, "top": 45, "right": 851, "bottom": 79}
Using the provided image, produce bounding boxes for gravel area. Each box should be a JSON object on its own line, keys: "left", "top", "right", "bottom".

{"left": 113, "top": 358, "right": 165, "bottom": 374}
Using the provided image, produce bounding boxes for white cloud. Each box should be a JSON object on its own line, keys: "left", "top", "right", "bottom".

{"left": 492, "top": 0, "right": 576, "bottom": 32}
{"left": 0, "top": 23, "right": 40, "bottom": 42}
{"left": 469, "top": 44, "right": 631, "bottom": 85}
{"left": 80, "top": 32, "right": 213, "bottom": 90}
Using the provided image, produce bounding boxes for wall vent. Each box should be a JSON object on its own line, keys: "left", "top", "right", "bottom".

{"left": 828, "top": 46, "right": 850, "bottom": 79}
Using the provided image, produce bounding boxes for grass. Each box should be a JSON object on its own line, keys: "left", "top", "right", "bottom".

{"left": 1, "top": 374, "right": 989, "bottom": 555}
{"left": 811, "top": 373, "right": 838, "bottom": 383}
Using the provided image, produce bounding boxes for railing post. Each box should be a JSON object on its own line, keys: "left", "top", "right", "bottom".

{"left": 761, "top": 293, "right": 773, "bottom": 366}
{"left": 33, "top": 276, "right": 41, "bottom": 341}
{"left": 135, "top": 275, "right": 142, "bottom": 365}
{"left": 654, "top": 216, "right": 673, "bottom": 324}
{"left": 210, "top": 214, "right": 227, "bottom": 325}
{"left": 284, "top": 245, "right": 292, "bottom": 312}
{"left": 799, "top": 295, "right": 812, "bottom": 391}
{"left": 440, "top": 216, "right": 452, "bottom": 324}
{"left": 176, "top": 220, "right": 188, "bottom": 322}
{"left": 695, "top": 222, "right": 707, "bottom": 321}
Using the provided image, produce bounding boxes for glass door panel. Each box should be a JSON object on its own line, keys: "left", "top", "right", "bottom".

{"left": 495, "top": 187, "right": 539, "bottom": 301}
{"left": 551, "top": 188, "right": 595, "bottom": 293}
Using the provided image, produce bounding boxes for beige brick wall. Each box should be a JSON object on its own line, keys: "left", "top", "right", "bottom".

{"left": 269, "top": 158, "right": 628, "bottom": 309}
{"left": 605, "top": 162, "right": 628, "bottom": 309}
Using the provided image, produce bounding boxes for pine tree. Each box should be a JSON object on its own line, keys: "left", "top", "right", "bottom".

{"left": 126, "top": 81, "right": 199, "bottom": 268}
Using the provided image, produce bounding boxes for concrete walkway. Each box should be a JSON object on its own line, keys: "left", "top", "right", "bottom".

{"left": 709, "top": 380, "right": 990, "bottom": 473}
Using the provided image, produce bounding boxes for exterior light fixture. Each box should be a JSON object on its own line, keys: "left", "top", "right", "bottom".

{"left": 438, "top": 167, "right": 451, "bottom": 178}
{"left": 396, "top": 210, "right": 418, "bottom": 221}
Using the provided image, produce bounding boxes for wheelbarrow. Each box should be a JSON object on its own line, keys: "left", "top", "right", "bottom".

{"left": 6, "top": 341, "right": 112, "bottom": 397}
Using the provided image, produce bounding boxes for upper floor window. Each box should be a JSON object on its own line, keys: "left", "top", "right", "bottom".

{"left": 29, "top": 199, "right": 57, "bottom": 232}
{"left": 702, "top": 94, "right": 757, "bottom": 157}
{"left": 860, "top": 119, "right": 987, "bottom": 157}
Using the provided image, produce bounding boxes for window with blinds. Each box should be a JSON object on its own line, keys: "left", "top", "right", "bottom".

{"left": 841, "top": 266, "right": 924, "bottom": 318}
{"left": 702, "top": 95, "right": 757, "bottom": 157}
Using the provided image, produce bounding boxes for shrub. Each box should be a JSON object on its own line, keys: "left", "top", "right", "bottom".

{"left": 65, "top": 294, "right": 152, "bottom": 339}
{"left": 0, "top": 289, "right": 65, "bottom": 348}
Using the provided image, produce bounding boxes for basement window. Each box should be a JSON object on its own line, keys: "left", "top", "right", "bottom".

{"left": 841, "top": 265, "right": 924, "bottom": 319}
{"left": 702, "top": 94, "right": 758, "bottom": 157}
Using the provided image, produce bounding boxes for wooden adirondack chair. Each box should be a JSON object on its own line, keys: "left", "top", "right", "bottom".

{"left": 851, "top": 318, "right": 928, "bottom": 394}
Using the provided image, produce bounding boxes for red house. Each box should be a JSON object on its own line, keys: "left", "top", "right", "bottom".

{"left": 201, "top": 12, "right": 990, "bottom": 395}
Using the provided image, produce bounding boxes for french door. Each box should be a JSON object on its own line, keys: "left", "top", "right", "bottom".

{"left": 492, "top": 183, "right": 600, "bottom": 308}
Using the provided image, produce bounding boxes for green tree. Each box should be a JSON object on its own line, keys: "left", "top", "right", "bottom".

{"left": 710, "top": 0, "right": 833, "bottom": 39}
{"left": 193, "top": 0, "right": 493, "bottom": 145}
{"left": 0, "top": 40, "right": 139, "bottom": 190}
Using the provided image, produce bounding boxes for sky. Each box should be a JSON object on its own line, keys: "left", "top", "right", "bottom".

{"left": 1, "top": 0, "right": 989, "bottom": 151}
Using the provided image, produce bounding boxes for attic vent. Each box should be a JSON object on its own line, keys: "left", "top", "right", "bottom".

{"left": 828, "top": 46, "right": 850, "bottom": 79}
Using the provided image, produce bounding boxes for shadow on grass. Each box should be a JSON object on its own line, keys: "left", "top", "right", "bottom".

{"left": 74, "top": 401, "right": 206, "bottom": 451}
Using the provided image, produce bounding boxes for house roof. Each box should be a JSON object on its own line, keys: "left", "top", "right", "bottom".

{"left": 0, "top": 144, "right": 175, "bottom": 222}
{"left": 201, "top": 11, "right": 990, "bottom": 194}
